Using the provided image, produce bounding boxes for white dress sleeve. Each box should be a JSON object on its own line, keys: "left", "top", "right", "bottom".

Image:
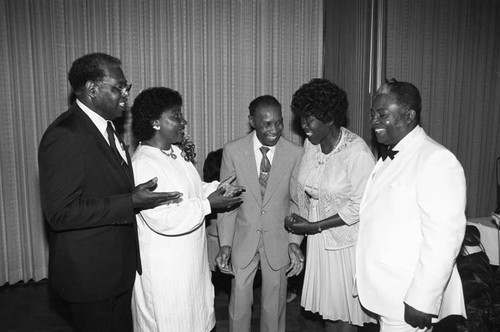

{"left": 337, "top": 148, "right": 376, "bottom": 225}
{"left": 133, "top": 152, "right": 211, "bottom": 236}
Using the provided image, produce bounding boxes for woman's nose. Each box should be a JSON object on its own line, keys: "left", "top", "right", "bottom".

{"left": 300, "top": 118, "right": 308, "bottom": 130}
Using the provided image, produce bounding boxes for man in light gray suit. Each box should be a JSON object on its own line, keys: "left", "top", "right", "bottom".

{"left": 216, "top": 95, "right": 304, "bottom": 332}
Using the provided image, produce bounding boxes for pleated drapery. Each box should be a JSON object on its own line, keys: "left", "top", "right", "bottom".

{"left": 323, "top": 0, "right": 374, "bottom": 144}
{"left": 324, "top": 0, "right": 500, "bottom": 219}
{"left": 385, "top": 0, "right": 500, "bottom": 218}
{"left": 0, "top": 0, "right": 323, "bottom": 285}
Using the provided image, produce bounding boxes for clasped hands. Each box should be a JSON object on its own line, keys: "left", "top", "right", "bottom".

{"left": 285, "top": 213, "right": 321, "bottom": 235}
{"left": 208, "top": 175, "right": 245, "bottom": 210}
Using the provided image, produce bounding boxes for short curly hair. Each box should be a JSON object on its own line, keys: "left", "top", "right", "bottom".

{"left": 291, "top": 78, "right": 348, "bottom": 128}
{"left": 68, "top": 53, "right": 122, "bottom": 93}
{"left": 248, "top": 95, "right": 281, "bottom": 116}
{"left": 131, "top": 87, "right": 183, "bottom": 141}
{"left": 376, "top": 78, "right": 421, "bottom": 125}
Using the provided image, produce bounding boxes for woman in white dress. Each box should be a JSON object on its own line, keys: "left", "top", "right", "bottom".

{"left": 285, "top": 79, "right": 376, "bottom": 332}
{"left": 130, "top": 87, "right": 243, "bottom": 332}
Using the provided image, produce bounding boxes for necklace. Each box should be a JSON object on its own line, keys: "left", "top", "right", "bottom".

{"left": 159, "top": 146, "right": 177, "bottom": 159}
{"left": 318, "top": 130, "right": 342, "bottom": 166}
{"left": 142, "top": 142, "right": 177, "bottom": 159}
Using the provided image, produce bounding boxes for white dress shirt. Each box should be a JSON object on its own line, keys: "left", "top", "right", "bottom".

{"left": 252, "top": 131, "right": 276, "bottom": 175}
{"left": 77, "top": 99, "right": 128, "bottom": 163}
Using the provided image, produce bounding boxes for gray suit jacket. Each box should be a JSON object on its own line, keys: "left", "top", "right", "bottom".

{"left": 217, "top": 133, "right": 303, "bottom": 270}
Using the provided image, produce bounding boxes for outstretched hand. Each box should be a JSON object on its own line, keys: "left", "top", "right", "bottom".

{"left": 208, "top": 186, "right": 243, "bottom": 210}
{"left": 404, "top": 303, "right": 433, "bottom": 330}
{"left": 132, "top": 177, "right": 182, "bottom": 210}
{"left": 285, "top": 213, "right": 317, "bottom": 235}
{"left": 218, "top": 175, "right": 245, "bottom": 198}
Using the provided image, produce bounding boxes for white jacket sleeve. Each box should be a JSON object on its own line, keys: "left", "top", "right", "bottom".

{"left": 404, "top": 149, "right": 467, "bottom": 314}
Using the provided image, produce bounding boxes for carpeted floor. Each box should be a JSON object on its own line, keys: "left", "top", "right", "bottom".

{"left": 0, "top": 276, "right": 380, "bottom": 332}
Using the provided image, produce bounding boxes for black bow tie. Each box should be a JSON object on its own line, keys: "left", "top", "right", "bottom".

{"left": 379, "top": 146, "right": 399, "bottom": 161}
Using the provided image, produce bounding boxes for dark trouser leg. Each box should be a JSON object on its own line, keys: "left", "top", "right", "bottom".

{"left": 68, "top": 288, "right": 133, "bottom": 332}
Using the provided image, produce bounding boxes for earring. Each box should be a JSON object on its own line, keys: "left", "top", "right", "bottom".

{"left": 153, "top": 125, "right": 160, "bottom": 130}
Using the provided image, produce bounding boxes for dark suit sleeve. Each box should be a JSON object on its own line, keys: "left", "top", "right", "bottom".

{"left": 39, "top": 125, "right": 135, "bottom": 231}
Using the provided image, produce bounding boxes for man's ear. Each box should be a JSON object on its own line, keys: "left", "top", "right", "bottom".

{"left": 248, "top": 115, "right": 255, "bottom": 129}
{"left": 406, "top": 109, "right": 416, "bottom": 123}
{"left": 85, "top": 81, "right": 98, "bottom": 98}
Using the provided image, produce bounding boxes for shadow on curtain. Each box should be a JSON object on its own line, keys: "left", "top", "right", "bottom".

{"left": 324, "top": 0, "right": 500, "bottom": 218}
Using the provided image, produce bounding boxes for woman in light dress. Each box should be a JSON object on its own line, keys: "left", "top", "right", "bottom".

{"left": 130, "top": 87, "right": 243, "bottom": 332}
{"left": 285, "top": 79, "right": 376, "bottom": 332}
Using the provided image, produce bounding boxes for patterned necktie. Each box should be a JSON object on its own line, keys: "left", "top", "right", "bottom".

{"left": 259, "top": 146, "right": 271, "bottom": 198}
{"left": 106, "top": 121, "right": 126, "bottom": 165}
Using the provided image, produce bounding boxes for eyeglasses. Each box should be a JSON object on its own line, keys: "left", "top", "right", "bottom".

{"left": 102, "top": 82, "right": 132, "bottom": 97}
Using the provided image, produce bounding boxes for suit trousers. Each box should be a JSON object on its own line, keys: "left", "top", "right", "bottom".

{"left": 380, "top": 316, "right": 432, "bottom": 332}
{"left": 229, "top": 236, "right": 287, "bottom": 332}
{"left": 68, "top": 288, "right": 133, "bottom": 332}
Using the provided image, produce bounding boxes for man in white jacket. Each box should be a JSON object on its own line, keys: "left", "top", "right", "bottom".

{"left": 356, "top": 78, "right": 467, "bottom": 331}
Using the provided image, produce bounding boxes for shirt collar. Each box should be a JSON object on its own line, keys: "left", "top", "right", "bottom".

{"left": 393, "top": 125, "right": 421, "bottom": 152}
{"left": 77, "top": 99, "right": 112, "bottom": 136}
{"left": 252, "top": 131, "right": 277, "bottom": 153}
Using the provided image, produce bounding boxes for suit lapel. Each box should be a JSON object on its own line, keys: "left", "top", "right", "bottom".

{"left": 74, "top": 106, "right": 134, "bottom": 188}
{"left": 361, "top": 160, "right": 380, "bottom": 209}
{"left": 362, "top": 160, "right": 397, "bottom": 208}
{"left": 238, "top": 134, "right": 262, "bottom": 204}
{"left": 361, "top": 128, "right": 426, "bottom": 209}
{"left": 115, "top": 134, "right": 135, "bottom": 186}
{"left": 262, "top": 139, "right": 287, "bottom": 206}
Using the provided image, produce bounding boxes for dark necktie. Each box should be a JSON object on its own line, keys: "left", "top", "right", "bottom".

{"left": 379, "top": 145, "right": 399, "bottom": 161}
{"left": 259, "top": 147, "right": 271, "bottom": 198}
{"left": 106, "top": 121, "right": 126, "bottom": 165}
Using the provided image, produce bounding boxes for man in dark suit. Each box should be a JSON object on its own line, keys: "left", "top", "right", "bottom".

{"left": 38, "top": 53, "right": 181, "bottom": 332}
{"left": 215, "top": 95, "right": 304, "bottom": 332}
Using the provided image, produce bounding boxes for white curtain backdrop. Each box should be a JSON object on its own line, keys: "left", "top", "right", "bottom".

{"left": 0, "top": 0, "right": 323, "bottom": 285}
